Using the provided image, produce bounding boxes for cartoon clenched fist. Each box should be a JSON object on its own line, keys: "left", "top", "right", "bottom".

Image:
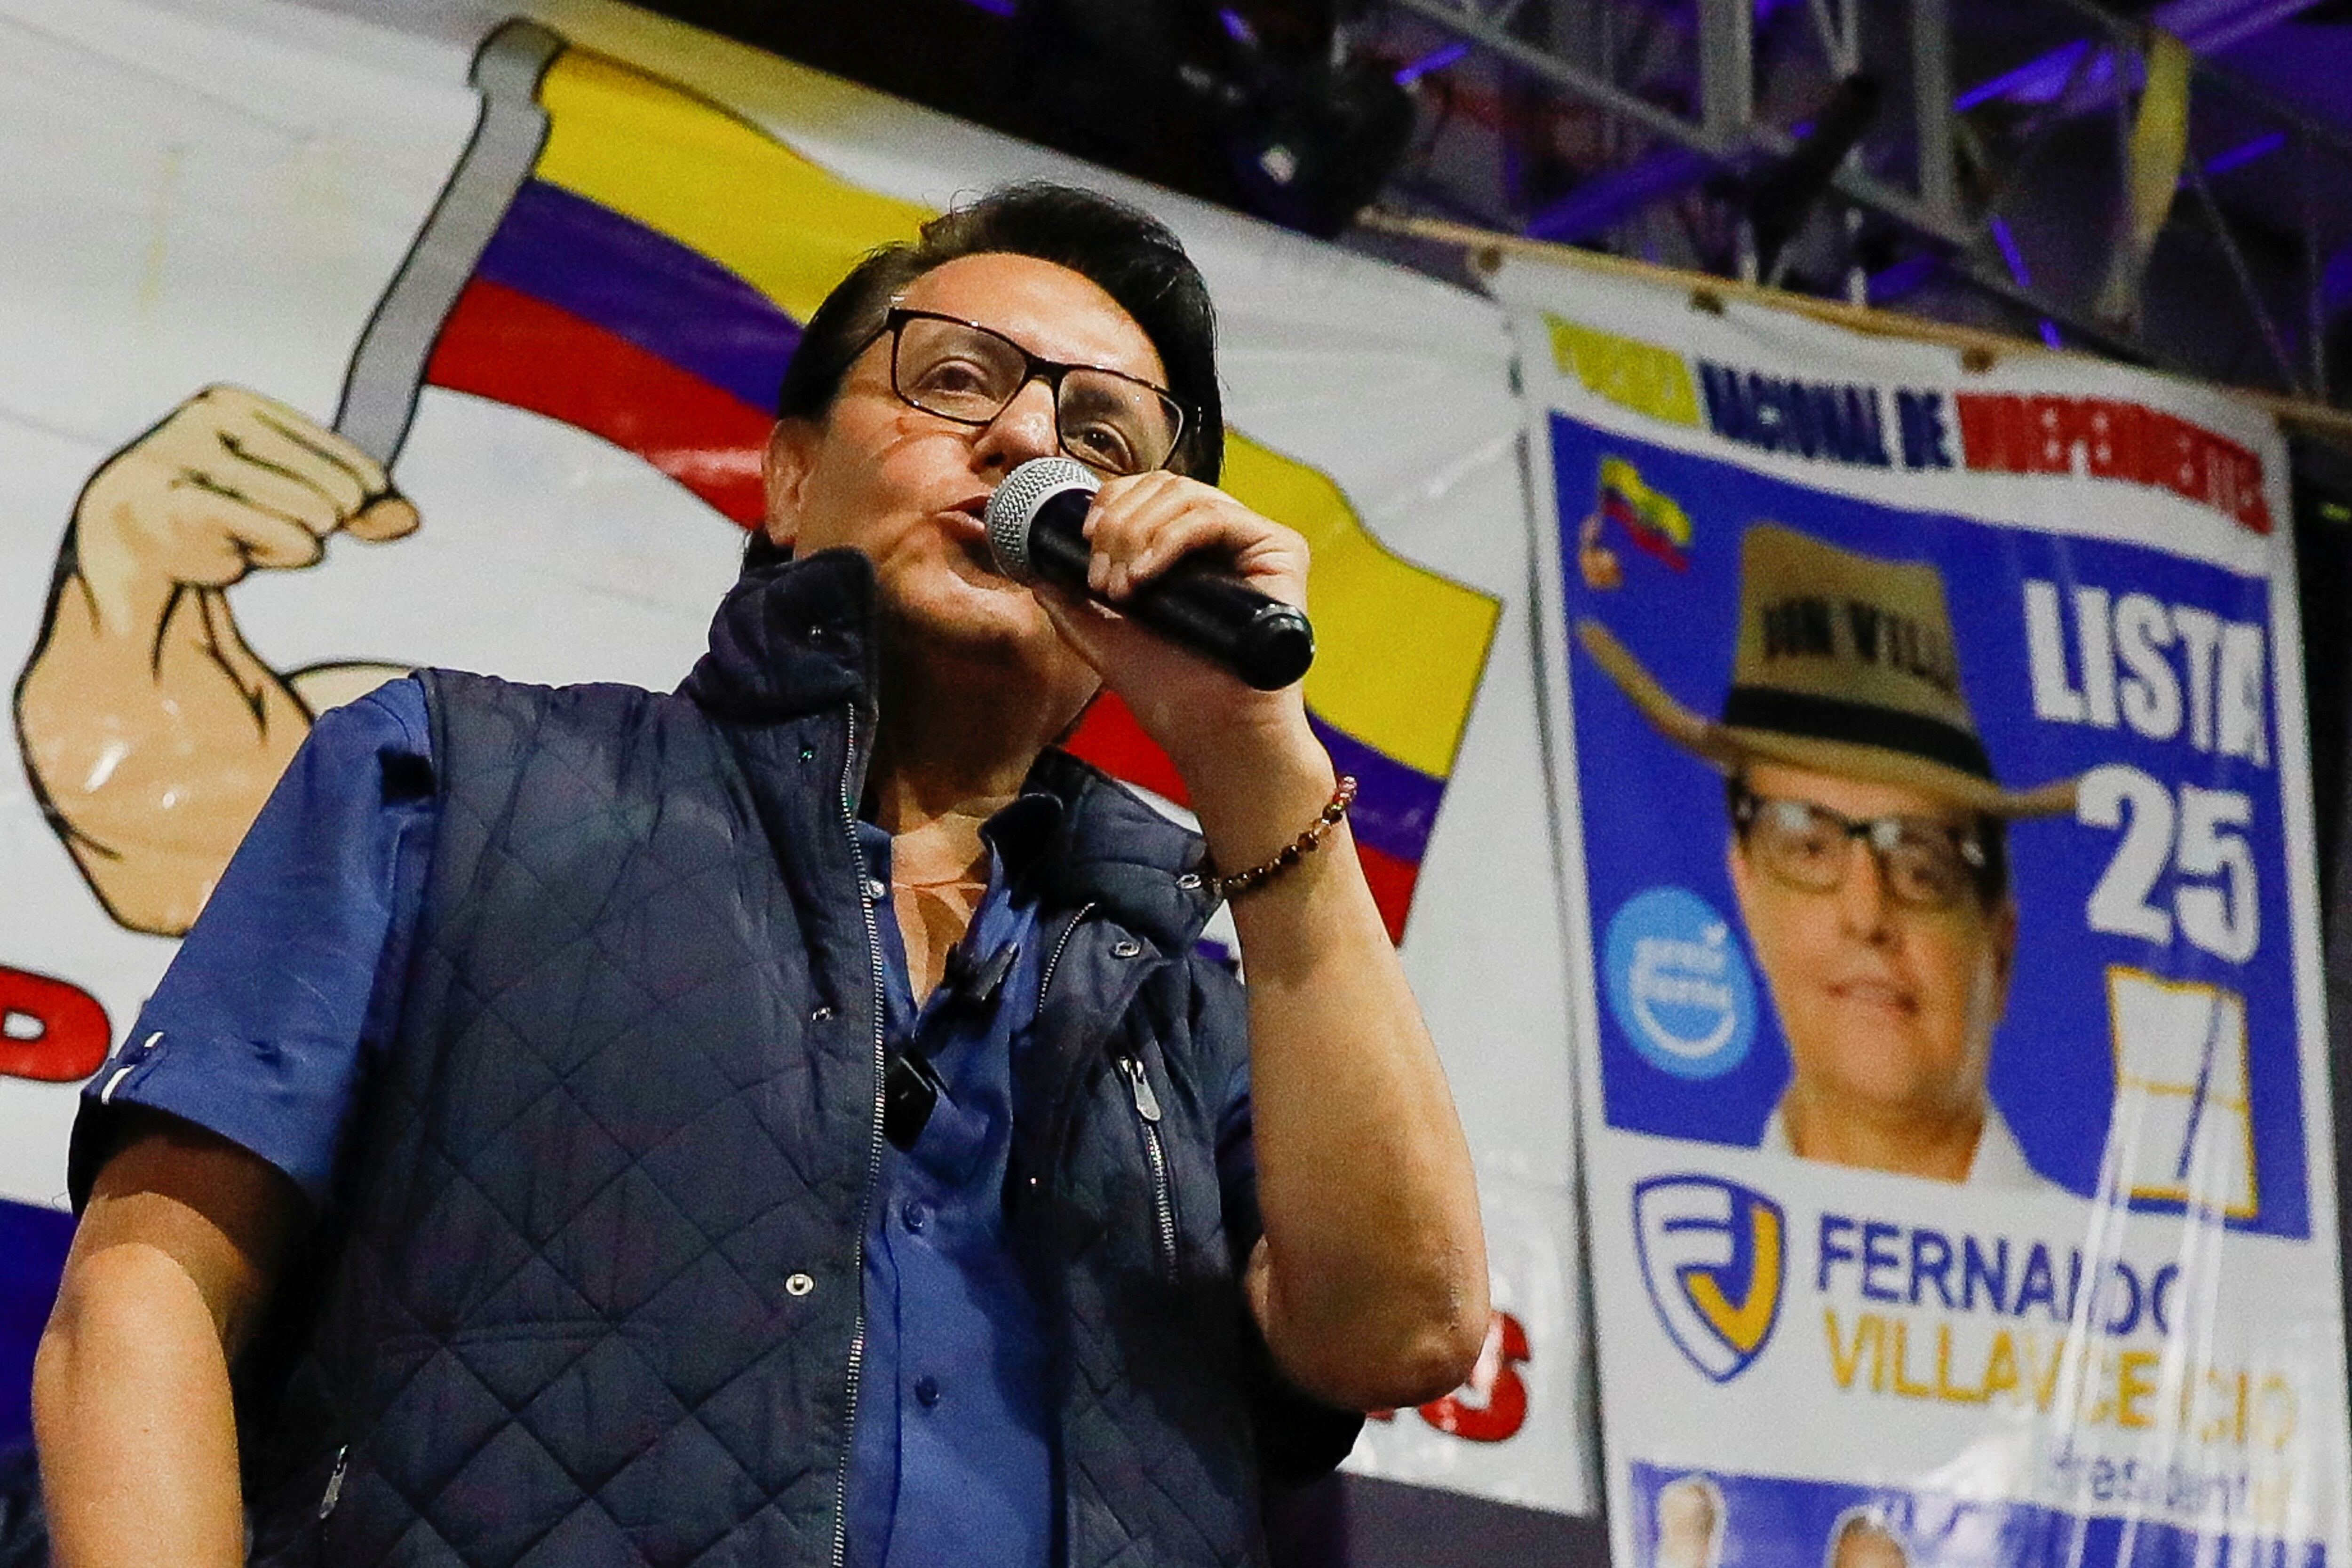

{"left": 72, "top": 385, "right": 417, "bottom": 591}
{"left": 16, "top": 387, "right": 418, "bottom": 935}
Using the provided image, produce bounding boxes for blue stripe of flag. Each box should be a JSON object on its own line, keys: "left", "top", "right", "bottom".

{"left": 472, "top": 179, "right": 802, "bottom": 414}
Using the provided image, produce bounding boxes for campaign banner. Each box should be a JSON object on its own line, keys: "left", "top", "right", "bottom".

{"left": 0, "top": 0, "right": 1593, "bottom": 1512}
{"left": 1500, "top": 252, "right": 2351, "bottom": 1565}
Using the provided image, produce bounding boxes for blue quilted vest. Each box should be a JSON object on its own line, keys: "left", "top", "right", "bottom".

{"left": 238, "top": 550, "right": 1359, "bottom": 1567}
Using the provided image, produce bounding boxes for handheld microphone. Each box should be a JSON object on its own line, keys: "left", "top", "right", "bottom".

{"left": 984, "top": 457, "right": 1316, "bottom": 691}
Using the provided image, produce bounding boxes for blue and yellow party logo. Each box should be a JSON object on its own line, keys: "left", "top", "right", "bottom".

{"left": 1633, "top": 1175, "right": 1786, "bottom": 1383}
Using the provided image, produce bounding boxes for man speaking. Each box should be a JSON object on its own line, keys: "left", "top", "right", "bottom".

{"left": 32, "top": 185, "right": 1490, "bottom": 1567}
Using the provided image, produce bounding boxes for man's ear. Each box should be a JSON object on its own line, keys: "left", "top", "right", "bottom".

{"left": 762, "top": 418, "right": 819, "bottom": 554}
{"left": 1991, "top": 895, "right": 2019, "bottom": 991}
{"left": 1724, "top": 832, "right": 1754, "bottom": 911}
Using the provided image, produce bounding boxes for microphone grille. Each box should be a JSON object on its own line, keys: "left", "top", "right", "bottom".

{"left": 985, "top": 457, "right": 1099, "bottom": 582}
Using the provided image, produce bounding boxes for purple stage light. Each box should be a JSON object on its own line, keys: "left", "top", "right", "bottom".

{"left": 2200, "top": 131, "right": 2288, "bottom": 177}
{"left": 1395, "top": 41, "right": 1470, "bottom": 86}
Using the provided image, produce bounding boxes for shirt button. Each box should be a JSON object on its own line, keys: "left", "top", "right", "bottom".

{"left": 785, "top": 1272, "right": 815, "bottom": 1297}
{"left": 1111, "top": 938, "right": 1143, "bottom": 959}
{"left": 900, "top": 1199, "right": 930, "bottom": 1234}
{"left": 914, "top": 1376, "right": 941, "bottom": 1408}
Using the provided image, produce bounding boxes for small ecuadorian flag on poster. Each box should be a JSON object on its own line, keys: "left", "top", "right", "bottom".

{"left": 1593, "top": 456, "right": 1691, "bottom": 571}
{"left": 332, "top": 20, "right": 1497, "bottom": 943}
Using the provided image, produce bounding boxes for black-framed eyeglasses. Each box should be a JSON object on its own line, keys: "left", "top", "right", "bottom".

{"left": 1732, "top": 787, "right": 1990, "bottom": 911}
{"left": 874, "top": 307, "right": 1190, "bottom": 478}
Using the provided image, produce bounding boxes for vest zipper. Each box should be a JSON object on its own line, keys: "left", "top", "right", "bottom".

{"left": 1118, "top": 1056, "right": 1178, "bottom": 1283}
{"left": 1037, "top": 902, "right": 1098, "bottom": 1006}
{"left": 1042, "top": 911, "right": 1175, "bottom": 1280}
{"left": 317, "top": 1444, "right": 349, "bottom": 1521}
{"left": 830, "top": 701, "right": 887, "bottom": 1568}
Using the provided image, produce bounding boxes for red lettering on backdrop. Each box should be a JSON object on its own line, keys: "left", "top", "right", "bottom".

{"left": 1956, "top": 395, "right": 2010, "bottom": 471}
{"left": 0, "top": 963, "right": 112, "bottom": 1082}
{"left": 1368, "top": 1311, "right": 1532, "bottom": 1444}
{"left": 2146, "top": 406, "right": 2200, "bottom": 499}
{"left": 2020, "top": 396, "right": 2075, "bottom": 474}
{"left": 1950, "top": 392, "right": 2272, "bottom": 534}
{"left": 2076, "top": 399, "right": 2132, "bottom": 480}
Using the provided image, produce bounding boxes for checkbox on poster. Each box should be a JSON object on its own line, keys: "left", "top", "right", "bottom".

{"left": 2106, "top": 966, "right": 2257, "bottom": 1219}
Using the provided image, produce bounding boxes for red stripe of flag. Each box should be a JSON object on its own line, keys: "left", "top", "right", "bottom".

{"left": 1353, "top": 844, "right": 1421, "bottom": 946}
{"left": 426, "top": 279, "right": 770, "bottom": 527}
{"left": 1626, "top": 527, "right": 1688, "bottom": 569}
{"left": 1065, "top": 694, "right": 1420, "bottom": 943}
{"left": 1603, "top": 492, "right": 1686, "bottom": 570}
{"left": 1066, "top": 693, "right": 1191, "bottom": 806}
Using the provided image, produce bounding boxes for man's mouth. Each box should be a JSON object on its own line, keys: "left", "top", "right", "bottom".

{"left": 1827, "top": 979, "right": 1917, "bottom": 1014}
{"left": 942, "top": 498, "right": 1007, "bottom": 577}
{"left": 946, "top": 497, "right": 991, "bottom": 540}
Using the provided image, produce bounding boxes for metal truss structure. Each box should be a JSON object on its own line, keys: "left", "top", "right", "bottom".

{"left": 1348, "top": 0, "right": 2352, "bottom": 408}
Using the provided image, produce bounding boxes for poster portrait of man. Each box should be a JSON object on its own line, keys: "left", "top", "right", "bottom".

{"left": 1579, "top": 523, "right": 2077, "bottom": 1190}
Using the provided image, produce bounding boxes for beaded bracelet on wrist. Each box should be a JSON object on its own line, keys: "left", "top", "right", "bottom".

{"left": 1205, "top": 775, "right": 1358, "bottom": 902}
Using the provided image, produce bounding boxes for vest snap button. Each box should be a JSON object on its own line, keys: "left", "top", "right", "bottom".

{"left": 1111, "top": 938, "right": 1143, "bottom": 959}
{"left": 785, "top": 1272, "right": 815, "bottom": 1297}
{"left": 799, "top": 745, "right": 816, "bottom": 763}
{"left": 810, "top": 1005, "right": 835, "bottom": 1023}
{"left": 1176, "top": 872, "right": 1202, "bottom": 890}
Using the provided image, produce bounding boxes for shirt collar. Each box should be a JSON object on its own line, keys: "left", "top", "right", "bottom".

{"left": 682, "top": 550, "right": 1216, "bottom": 948}
{"left": 1759, "top": 1100, "right": 2050, "bottom": 1192}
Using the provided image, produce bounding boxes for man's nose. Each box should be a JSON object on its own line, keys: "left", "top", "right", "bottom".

{"left": 971, "top": 378, "right": 1061, "bottom": 471}
{"left": 1835, "top": 842, "right": 1897, "bottom": 940}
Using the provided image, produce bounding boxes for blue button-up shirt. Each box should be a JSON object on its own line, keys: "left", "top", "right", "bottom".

{"left": 848, "top": 808, "right": 1054, "bottom": 1568}
{"left": 77, "top": 678, "right": 1058, "bottom": 1568}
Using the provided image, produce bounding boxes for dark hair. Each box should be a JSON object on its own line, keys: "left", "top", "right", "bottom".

{"left": 747, "top": 183, "right": 1222, "bottom": 571}
{"left": 1724, "top": 774, "right": 2010, "bottom": 907}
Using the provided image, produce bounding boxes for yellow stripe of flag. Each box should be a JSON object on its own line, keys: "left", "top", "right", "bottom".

{"left": 536, "top": 50, "right": 930, "bottom": 319}
{"left": 1221, "top": 437, "right": 1496, "bottom": 778}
